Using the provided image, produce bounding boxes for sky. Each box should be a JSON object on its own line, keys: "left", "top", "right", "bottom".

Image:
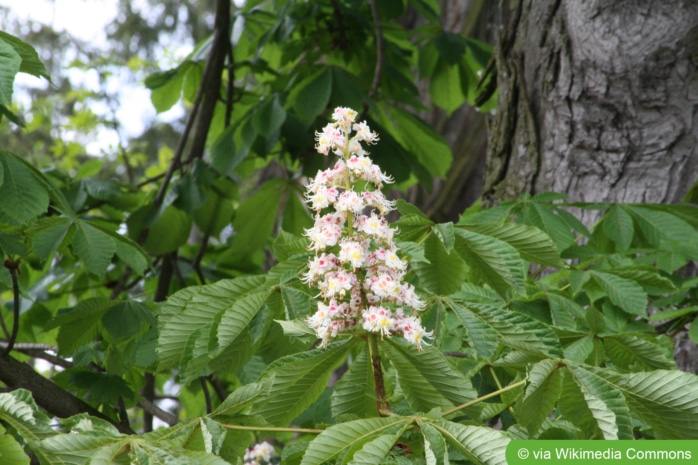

{"left": 0, "top": 0, "right": 189, "bottom": 154}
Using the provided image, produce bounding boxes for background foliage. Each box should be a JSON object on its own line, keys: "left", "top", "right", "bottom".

{"left": 1, "top": 0, "right": 698, "bottom": 464}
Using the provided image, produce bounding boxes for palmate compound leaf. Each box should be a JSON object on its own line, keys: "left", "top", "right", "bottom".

{"left": 563, "top": 362, "right": 634, "bottom": 440}
{"left": 592, "top": 367, "right": 698, "bottom": 438}
{"left": 157, "top": 275, "right": 267, "bottom": 373}
{"left": 300, "top": 416, "right": 412, "bottom": 465}
{"left": 253, "top": 338, "right": 359, "bottom": 426}
{"left": 427, "top": 420, "right": 510, "bottom": 465}
{"left": 588, "top": 271, "right": 647, "bottom": 317}
{"left": 383, "top": 339, "right": 478, "bottom": 414}
{"left": 514, "top": 359, "right": 564, "bottom": 436}
{"left": 453, "top": 228, "right": 526, "bottom": 296}
{"left": 448, "top": 301, "right": 563, "bottom": 361}
{"left": 460, "top": 222, "right": 565, "bottom": 268}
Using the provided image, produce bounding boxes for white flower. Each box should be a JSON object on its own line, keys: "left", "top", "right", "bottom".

{"left": 362, "top": 305, "right": 395, "bottom": 338}
{"left": 335, "top": 190, "right": 365, "bottom": 215}
{"left": 338, "top": 239, "right": 367, "bottom": 269}
{"left": 353, "top": 120, "right": 379, "bottom": 144}
{"left": 302, "top": 107, "right": 430, "bottom": 349}
{"left": 332, "top": 107, "right": 358, "bottom": 125}
{"left": 244, "top": 441, "right": 276, "bottom": 465}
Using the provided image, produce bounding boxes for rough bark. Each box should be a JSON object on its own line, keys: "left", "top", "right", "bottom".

{"left": 485, "top": 0, "right": 698, "bottom": 211}
{"left": 485, "top": 0, "right": 698, "bottom": 372}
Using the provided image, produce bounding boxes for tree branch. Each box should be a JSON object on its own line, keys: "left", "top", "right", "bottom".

{"left": 0, "top": 353, "right": 134, "bottom": 434}
{"left": 183, "top": 0, "right": 230, "bottom": 165}
{"left": 2, "top": 258, "right": 21, "bottom": 356}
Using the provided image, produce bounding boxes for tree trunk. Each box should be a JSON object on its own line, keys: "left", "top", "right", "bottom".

{"left": 485, "top": 0, "right": 698, "bottom": 372}
{"left": 486, "top": 0, "right": 698, "bottom": 208}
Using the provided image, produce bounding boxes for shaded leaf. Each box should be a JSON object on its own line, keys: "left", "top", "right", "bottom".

{"left": 300, "top": 416, "right": 411, "bottom": 465}
{"left": 254, "top": 339, "right": 358, "bottom": 425}
{"left": 384, "top": 339, "right": 478, "bottom": 413}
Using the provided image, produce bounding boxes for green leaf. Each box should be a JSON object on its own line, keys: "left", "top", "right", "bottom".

{"left": 429, "top": 420, "right": 510, "bottom": 465}
{"left": 0, "top": 32, "right": 49, "bottom": 81}
{"left": 29, "top": 217, "right": 72, "bottom": 260}
{"left": 602, "top": 205, "right": 634, "bottom": 250}
{"left": 0, "top": 389, "right": 54, "bottom": 444}
{"left": 430, "top": 58, "right": 465, "bottom": 115}
{"left": 421, "top": 422, "right": 448, "bottom": 465}
{"left": 625, "top": 204, "right": 698, "bottom": 248}
{"left": 217, "top": 288, "right": 272, "bottom": 349}
{"left": 331, "top": 346, "right": 377, "bottom": 418}
{"left": 588, "top": 271, "right": 647, "bottom": 316}
{"left": 564, "top": 362, "right": 634, "bottom": 439}
{"left": 0, "top": 152, "right": 49, "bottom": 225}
{"left": 384, "top": 339, "right": 478, "bottom": 413}
{"left": 0, "top": 424, "right": 30, "bottom": 465}
{"left": 546, "top": 293, "right": 583, "bottom": 329}
{"left": 433, "top": 222, "right": 454, "bottom": 252}
{"left": 145, "top": 62, "right": 191, "bottom": 113}
{"left": 449, "top": 301, "right": 563, "bottom": 359}
{"left": 519, "top": 201, "right": 575, "bottom": 250}
{"left": 330, "top": 67, "right": 367, "bottom": 112}
{"left": 212, "top": 382, "right": 270, "bottom": 419}
{"left": 294, "top": 68, "right": 332, "bottom": 124}
{"left": 254, "top": 339, "right": 357, "bottom": 425}
{"left": 192, "top": 187, "right": 234, "bottom": 236}
{"left": 102, "top": 301, "right": 156, "bottom": 340}
{"left": 157, "top": 275, "right": 267, "bottom": 372}
{"left": 229, "top": 180, "right": 285, "bottom": 257}
{"left": 282, "top": 190, "right": 313, "bottom": 236}
{"left": 594, "top": 368, "right": 698, "bottom": 438}
{"left": 46, "top": 297, "right": 117, "bottom": 355}
{"left": 462, "top": 222, "right": 564, "bottom": 268}
{"left": 0, "top": 38, "right": 21, "bottom": 106}
{"left": 300, "top": 416, "right": 411, "bottom": 465}
{"left": 379, "top": 104, "right": 452, "bottom": 178}
{"left": 603, "top": 335, "right": 675, "bottom": 371}
{"left": 347, "top": 432, "right": 403, "bottom": 465}
{"left": 72, "top": 220, "right": 116, "bottom": 276}
{"left": 516, "top": 359, "right": 563, "bottom": 436}
{"left": 112, "top": 232, "right": 150, "bottom": 276}
{"left": 253, "top": 94, "right": 286, "bottom": 136}
{"left": 141, "top": 205, "right": 192, "bottom": 255}
{"left": 454, "top": 229, "right": 526, "bottom": 296}
{"left": 412, "top": 234, "right": 467, "bottom": 296}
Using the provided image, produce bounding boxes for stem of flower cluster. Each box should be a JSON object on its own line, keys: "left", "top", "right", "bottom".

{"left": 367, "top": 333, "right": 389, "bottom": 414}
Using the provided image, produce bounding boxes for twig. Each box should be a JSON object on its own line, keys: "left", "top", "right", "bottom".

{"left": 368, "top": 0, "right": 384, "bottom": 99}
{"left": 201, "top": 377, "right": 213, "bottom": 414}
{"left": 138, "top": 397, "right": 179, "bottom": 426}
{"left": 2, "top": 258, "right": 21, "bottom": 356}
{"left": 192, "top": 234, "right": 210, "bottom": 285}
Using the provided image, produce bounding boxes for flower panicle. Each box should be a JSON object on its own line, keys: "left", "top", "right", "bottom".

{"left": 303, "top": 107, "right": 431, "bottom": 350}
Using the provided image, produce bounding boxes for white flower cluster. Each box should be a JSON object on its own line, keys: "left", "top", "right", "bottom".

{"left": 244, "top": 441, "right": 276, "bottom": 465}
{"left": 304, "top": 107, "right": 431, "bottom": 350}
